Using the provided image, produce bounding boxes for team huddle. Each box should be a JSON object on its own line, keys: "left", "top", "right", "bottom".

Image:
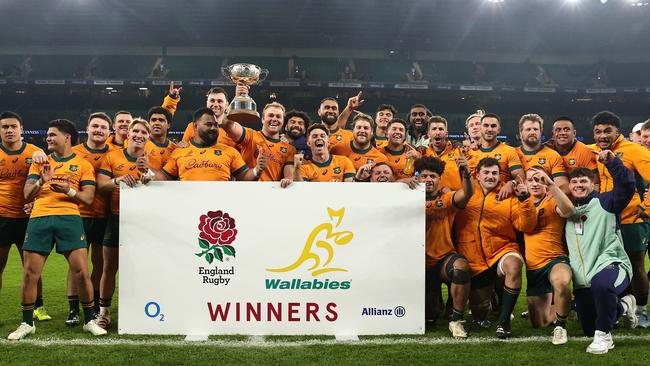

{"left": 2, "top": 82, "right": 650, "bottom": 355}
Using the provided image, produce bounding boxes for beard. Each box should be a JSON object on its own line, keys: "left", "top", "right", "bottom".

{"left": 287, "top": 128, "right": 304, "bottom": 140}
{"left": 321, "top": 114, "right": 338, "bottom": 126}
{"left": 198, "top": 130, "right": 218, "bottom": 146}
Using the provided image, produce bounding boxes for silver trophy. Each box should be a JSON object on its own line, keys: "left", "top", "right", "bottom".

{"left": 221, "top": 63, "right": 269, "bottom": 123}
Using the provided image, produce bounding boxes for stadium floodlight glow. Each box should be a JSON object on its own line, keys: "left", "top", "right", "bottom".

{"left": 486, "top": 0, "right": 504, "bottom": 3}
{"left": 105, "top": 87, "right": 114, "bottom": 90}
{"left": 139, "top": 87, "right": 148, "bottom": 90}
{"left": 600, "top": 0, "right": 607, "bottom": 4}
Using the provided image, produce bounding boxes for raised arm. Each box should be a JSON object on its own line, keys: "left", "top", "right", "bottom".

{"left": 531, "top": 167, "right": 575, "bottom": 218}
{"left": 337, "top": 91, "right": 364, "bottom": 130}
{"left": 452, "top": 155, "right": 474, "bottom": 208}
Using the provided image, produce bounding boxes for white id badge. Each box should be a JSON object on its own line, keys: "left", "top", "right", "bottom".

{"left": 574, "top": 220, "right": 584, "bottom": 235}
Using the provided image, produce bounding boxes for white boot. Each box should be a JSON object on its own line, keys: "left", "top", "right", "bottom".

{"left": 586, "top": 330, "right": 614, "bottom": 354}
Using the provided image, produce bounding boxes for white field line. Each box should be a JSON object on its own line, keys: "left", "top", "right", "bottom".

{"left": 3, "top": 334, "right": 650, "bottom": 347}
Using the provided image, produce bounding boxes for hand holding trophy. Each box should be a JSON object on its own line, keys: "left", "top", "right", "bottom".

{"left": 221, "top": 63, "right": 269, "bottom": 123}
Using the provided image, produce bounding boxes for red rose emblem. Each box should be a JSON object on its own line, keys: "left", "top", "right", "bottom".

{"left": 198, "top": 210, "right": 238, "bottom": 245}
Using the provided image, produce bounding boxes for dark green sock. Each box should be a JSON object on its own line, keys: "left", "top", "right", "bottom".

{"left": 451, "top": 309, "right": 464, "bottom": 322}
{"left": 81, "top": 301, "right": 95, "bottom": 324}
{"left": 93, "top": 291, "right": 100, "bottom": 312}
{"left": 555, "top": 312, "right": 568, "bottom": 328}
{"left": 34, "top": 296, "right": 43, "bottom": 308}
{"left": 498, "top": 286, "right": 521, "bottom": 325}
{"left": 21, "top": 303, "right": 35, "bottom": 326}
{"left": 68, "top": 295, "right": 80, "bottom": 312}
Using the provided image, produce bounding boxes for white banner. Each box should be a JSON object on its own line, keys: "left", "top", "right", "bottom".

{"left": 119, "top": 182, "right": 425, "bottom": 335}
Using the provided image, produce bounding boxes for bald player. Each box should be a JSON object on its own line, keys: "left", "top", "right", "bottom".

{"left": 154, "top": 108, "right": 264, "bottom": 182}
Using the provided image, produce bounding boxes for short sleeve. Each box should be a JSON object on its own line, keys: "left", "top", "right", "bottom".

{"left": 98, "top": 154, "right": 113, "bottom": 177}
{"left": 162, "top": 152, "right": 179, "bottom": 179}
{"left": 550, "top": 153, "right": 568, "bottom": 178}
{"left": 79, "top": 161, "right": 96, "bottom": 186}
{"left": 342, "top": 157, "right": 356, "bottom": 179}
{"left": 507, "top": 149, "right": 523, "bottom": 172}
{"left": 27, "top": 159, "right": 41, "bottom": 180}
{"left": 230, "top": 149, "right": 249, "bottom": 176}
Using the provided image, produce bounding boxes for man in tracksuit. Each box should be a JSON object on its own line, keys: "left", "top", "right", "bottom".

{"left": 561, "top": 149, "right": 637, "bottom": 354}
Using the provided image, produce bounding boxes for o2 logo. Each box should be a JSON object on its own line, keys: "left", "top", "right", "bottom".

{"left": 144, "top": 301, "right": 165, "bottom": 322}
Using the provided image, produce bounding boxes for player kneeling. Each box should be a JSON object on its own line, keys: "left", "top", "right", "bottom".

{"left": 417, "top": 156, "right": 474, "bottom": 338}
{"left": 523, "top": 168, "right": 574, "bottom": 345}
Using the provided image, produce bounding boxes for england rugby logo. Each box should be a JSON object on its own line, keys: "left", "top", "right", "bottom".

{"left": 195, "top": 210, "right": 237, "bottom": 264}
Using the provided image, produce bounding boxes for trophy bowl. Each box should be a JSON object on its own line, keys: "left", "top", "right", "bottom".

{"left": 221, "top": 63, "right": 269, "bottom": 123}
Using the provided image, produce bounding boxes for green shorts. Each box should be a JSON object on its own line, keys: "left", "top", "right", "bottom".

{"left": 621, "top": 222, "right": 650, "bottom": 252}
{"left": 23, "top": 215, "right": 87, "bottom": 254}
{"left": 471, "top": 264, "right": 498, "bottom": 289}
{"left": 83, "top": 217, "right": 108, "bottom": 245}
{"left": 0, "top": 217, "right": 29, "bottom": 247}
{"left": 102, "top": 214, "right": 119, "bottom": 248}
{"left": 526, "top": 256, "right": 570, "bottom": 297}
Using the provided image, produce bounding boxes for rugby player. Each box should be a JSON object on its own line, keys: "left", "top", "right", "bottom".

{"left": 95, "top": 118, "right": 154, "bottom": 330}
{"left": 591, "top": 111, "right": 650, "bottom": 328}
{"left": 417, "top": 155, "right": 473, "bottom": 339}
{"left": 65, "top": 112, "right": 114, "bottom": 325}
{"left": 515, "top": 114, "right": 569, "bottom": 193}
{"left": 8, "top": 119, "right": 105, "bottom": 340}
{"left": 296, "top": 124, "right": 355, "bottom": 182}
{"left": 378, "top": 119, "right": 419, "bottom": 180}
{"left": 221, "top": 102, "right": 296, "bottom": 182}
{"left": 0, "top": 111, "right": 47, "bottom": 321}
{"left": 331, "top": 114, "right": 387, "bottom": 170}
{"left": 468, "top": 113, "right": 525, "bottom": 200}
{"left": 155, "top": 108, "right": 265, "bottom": 182}
{"left": 548, "top": 117, "right": 597, "bottom": 175}
{"left": 454, "top": 157, "right": 537, "bottom": 338}
{"left": 523, "top": 167, "right": 574, "bottom": 344}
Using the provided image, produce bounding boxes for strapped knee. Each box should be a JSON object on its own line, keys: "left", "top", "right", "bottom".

{"left": 452, "top": 268, "right": 471, "bottom": 285}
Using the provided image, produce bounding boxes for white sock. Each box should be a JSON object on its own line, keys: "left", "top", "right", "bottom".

{"left": 99, "top": 306, "right": 110, "bottom": 317}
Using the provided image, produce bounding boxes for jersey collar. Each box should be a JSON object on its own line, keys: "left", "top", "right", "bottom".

{"left": 312, "top": 155, "right": 333, "bottom": 168}
{"left": 83, "top": 142, "right": 109, "bottom": 154}
{"left": 52, "top": 152, "right": 76, "bottom": 162}
{"left": 350, "top": 141, "right": 372, "bottom": 155}
{"left": 479, "top": 141, "right": 501, "bottom": 153}
{"left": 0, "top": 141, "right": 26, "bottom": 155}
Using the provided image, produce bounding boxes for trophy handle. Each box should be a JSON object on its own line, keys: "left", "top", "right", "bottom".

{"left": 221, "top": 66, "right": 231, "bottom": 79}
{"left": 258, "top": 68, "right": 269, "bottom": 83}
